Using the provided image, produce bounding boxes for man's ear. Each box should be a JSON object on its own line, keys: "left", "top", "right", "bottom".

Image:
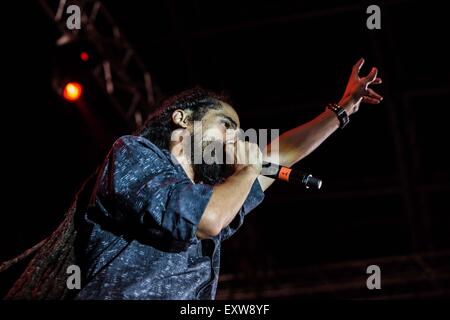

{"left": 171, "top": 109, "right": 191, "bottom": 128}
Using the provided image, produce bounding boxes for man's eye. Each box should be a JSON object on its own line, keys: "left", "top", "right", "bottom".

{"left": 222, "top": 121, "right": 231, "bottom": 129}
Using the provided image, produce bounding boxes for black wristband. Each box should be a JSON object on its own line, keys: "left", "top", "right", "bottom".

{"left": 327, "top": 103, "right": 349, "bottom": 129}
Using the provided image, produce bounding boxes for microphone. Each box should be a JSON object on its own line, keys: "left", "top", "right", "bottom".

{"left": 261, "top": 162, "right": 322, "bottom": 189}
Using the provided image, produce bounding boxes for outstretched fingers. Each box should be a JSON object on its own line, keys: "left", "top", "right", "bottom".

{"left": 367, "top": 88, "right": 383, "bottom": 101}
{"left": 362, "top": 96, "right": 381, "bottom": 104}
{"left": 365, "top": 67, "right": 378, "bottom": 85}
{"left": 372, "top": 77, "right": 382, "bottom": 85}
{"left": 352, "top": 58, "right": 365, "bottom": 78}
{"left": 362, "top": 88, "right": 383, "bottom": 104}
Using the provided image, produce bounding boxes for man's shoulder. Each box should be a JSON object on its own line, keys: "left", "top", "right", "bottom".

{"left": 113, "top": 135, "right": 164, "bottom": 154}
{"left": 109, "top": 135, "right": 173, "bottom": 164}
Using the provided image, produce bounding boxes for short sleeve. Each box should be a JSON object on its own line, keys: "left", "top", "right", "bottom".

{"left": 219, "top": 179, "right": 265, "bottom": 241}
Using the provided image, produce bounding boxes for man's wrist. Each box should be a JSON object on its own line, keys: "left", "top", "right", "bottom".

{"left": 338, "top": 98, "right": 353, "bottom": 115}
{"left": 326, "top": 103, "right": 350, "bottom": 129}
{"left": 241, "top": 165, "right": 261, "bottom": 178}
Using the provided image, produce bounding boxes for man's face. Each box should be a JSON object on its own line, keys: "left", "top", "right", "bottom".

{"left": 190, "top": 102, "right": 241, "bottom": 185}
{"left": 199, "top": 102, "right": 240, "bottom": 142}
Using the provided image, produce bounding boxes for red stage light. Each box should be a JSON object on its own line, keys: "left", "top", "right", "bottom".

{"left": 80, "top": 52, "right": 89, "bottom": 61}
{"left": 63, "top": 82, "right": 83, "bottom": 101}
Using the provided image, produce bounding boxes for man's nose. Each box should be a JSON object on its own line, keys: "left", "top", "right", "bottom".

{"left": 225, "top": 129, "right": 238, "bottom": 144}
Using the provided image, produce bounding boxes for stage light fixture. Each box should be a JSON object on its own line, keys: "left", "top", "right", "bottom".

{"left": 62, "top": 82, "right": 83, "bottom": 101}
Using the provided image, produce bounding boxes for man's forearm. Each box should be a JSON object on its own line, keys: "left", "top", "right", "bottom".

{"left": 197, "top": 166, "right": 259, "bottom": 238}
{"left": 258, "top": 108, "right": 340, "bottom": 191}
{"left": 266, "top": 108, "right": 340, "bottom": 167}
{"left": 259, "top": 59, "right": 382, "bottom": 191}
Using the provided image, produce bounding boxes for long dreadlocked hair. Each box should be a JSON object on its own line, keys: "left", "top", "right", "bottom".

{"left": 1, "top": 86, "right": 227, "bottom": 300}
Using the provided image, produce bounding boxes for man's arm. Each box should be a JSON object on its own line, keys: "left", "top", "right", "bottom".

{"left": 196, "top": 166, "right": 259, "bottom": 239}
{"left": 196, "top": 140, "right": 262, "bottom": 239}
{"left": 259, "top": 58, "right": 383, "bottom": 191}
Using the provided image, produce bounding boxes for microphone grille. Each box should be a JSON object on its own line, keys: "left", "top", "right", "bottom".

{"left": 305, "top": 175, "right": 322, "bottom": 190}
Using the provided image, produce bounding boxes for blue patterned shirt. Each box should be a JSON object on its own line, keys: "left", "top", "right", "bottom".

{"left": 75, "top": 135, "right": 264, "bottom": 300}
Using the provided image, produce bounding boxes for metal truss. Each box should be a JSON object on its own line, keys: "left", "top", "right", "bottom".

{"left": 39, "top": 0, "right": 156, "bottom": 129}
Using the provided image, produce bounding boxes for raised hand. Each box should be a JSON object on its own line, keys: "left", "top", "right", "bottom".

{"left": 339, "top": 58, "right": 383, "bottom": 115}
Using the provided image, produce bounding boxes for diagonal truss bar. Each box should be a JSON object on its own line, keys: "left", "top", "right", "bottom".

{"left": 39, "top": 0, "right": 156, "bottom": 129}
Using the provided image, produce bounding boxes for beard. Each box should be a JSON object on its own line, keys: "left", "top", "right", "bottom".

{"left": 190, "top": 135, "right": 234, "bottom": 185}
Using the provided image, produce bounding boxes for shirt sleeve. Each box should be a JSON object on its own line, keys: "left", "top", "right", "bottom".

{"left": 219, "top": 178, "right": 265, "bottom": 241}
{"left": 95, "top": 136, "right": 214, "bottom": 245}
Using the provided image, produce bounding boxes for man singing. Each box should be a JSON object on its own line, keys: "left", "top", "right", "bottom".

{"left": 5, "top": 58, "right": 382, "bottom": 300}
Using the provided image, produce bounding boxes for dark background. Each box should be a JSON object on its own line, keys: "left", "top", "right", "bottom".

{"left": 1, "top": 0, "right": 449, "bottom": 299}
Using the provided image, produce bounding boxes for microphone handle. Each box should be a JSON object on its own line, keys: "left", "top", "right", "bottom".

{"left": 262, "top": 163, "right": 323, "bottom": 189}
